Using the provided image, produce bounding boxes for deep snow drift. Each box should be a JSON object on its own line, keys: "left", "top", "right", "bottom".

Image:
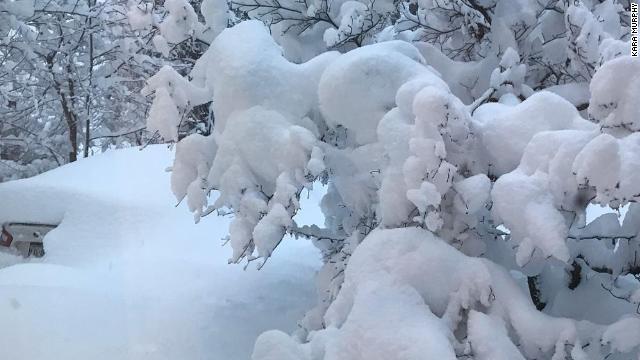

{"left": 0, "top": 145, "right": 322, "bottom": 360}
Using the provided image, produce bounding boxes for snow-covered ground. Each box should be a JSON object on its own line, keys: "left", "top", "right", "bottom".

{"left": 0, "top": 146, "right": 322, "bottom": 360}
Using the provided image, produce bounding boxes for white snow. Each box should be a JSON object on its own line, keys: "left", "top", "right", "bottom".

{"left": 255, "top": 227, "right": 628, "bottom": 360}
{"left": 318, "top": 40, "right": 447, "bottom": 145}
{"left": 205, "top": 21, "right": 338, "bottom": 133}
{"left": 588, "top": 56, "right": 640, "bottom": 135}
{"left": 467, "top": 311, "right": 525, "bottom": 360}
{"left": 127, "top": 2, "right": 153, "bottom": 30}
{"left": 6, "top": 1, "right": 640, "bottom": 358}
{"left": 602, "top": 317, "right": 640, "bottom": 353}
{"left": 158, "top": 0, "right": 203, "bottom": 43}
{"left": 134, "top": 18, "right": 640, "bottom": 359}
{"left": 473, "top": 91, "right": 592, "bottom": 176}
{"left": 0, "top": 146, "right": 321, "bottom": 360}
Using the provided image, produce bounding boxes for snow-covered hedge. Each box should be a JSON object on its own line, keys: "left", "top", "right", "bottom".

{"left": 145, "top": 4, "right": 640, "bottom": 358}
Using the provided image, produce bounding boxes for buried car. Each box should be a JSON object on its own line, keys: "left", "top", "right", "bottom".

{"left": 0, "top": 222, "right": 57, "bottom": 258}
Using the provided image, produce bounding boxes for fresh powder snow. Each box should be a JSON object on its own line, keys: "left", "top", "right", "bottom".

{"left": 0, "top": 146, "right": 322, "bottom": 360}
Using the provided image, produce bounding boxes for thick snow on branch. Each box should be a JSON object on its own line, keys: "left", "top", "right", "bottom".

{"left": 254, "top": 228, "right": 635, "bottom": 360}
{"left": 589, "top": 56, "right": 640, "bottom": 135}
{"left": 145, "top": 15, "right": 640, "bottom": 360}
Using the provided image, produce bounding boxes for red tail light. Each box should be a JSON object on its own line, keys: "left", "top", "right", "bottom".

{"left": 0, "top": 226, "right": 13, "bottom": 247}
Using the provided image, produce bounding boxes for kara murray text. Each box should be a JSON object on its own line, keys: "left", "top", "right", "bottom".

{"left": 633, "top": 2, "right": 638, "bottom": 57}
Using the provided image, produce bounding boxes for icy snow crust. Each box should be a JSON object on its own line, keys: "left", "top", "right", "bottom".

{"left": 0, "top": 146, "right": 321, "bottom": 360}
{"left": 144, "top": 20, "right": 640, "bottom": 360}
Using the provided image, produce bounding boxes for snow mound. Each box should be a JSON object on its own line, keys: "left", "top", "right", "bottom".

{"left": 253, "top": 227, "right": 640, "bottom": 359}
{"left": 0, "top": 146, "right": 321, "bottom": 360}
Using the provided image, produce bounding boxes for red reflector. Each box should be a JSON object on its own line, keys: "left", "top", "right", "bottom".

{"left": 0, "top": 227, "right": 13, "bottom": 247}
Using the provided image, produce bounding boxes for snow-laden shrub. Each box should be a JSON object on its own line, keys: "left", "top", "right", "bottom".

{"left": 145, "top": 15, "right": 640, "bottom": 360}
{"left": 144, "top": 0, "right": 634, "bottom": 103}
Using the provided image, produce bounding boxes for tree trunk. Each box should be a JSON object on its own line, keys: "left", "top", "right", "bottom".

{"left": 68, "top": 119, "right": 78, "bottom": 162}
{"left": 45, "top": 52, "right": 79, "bottom": 163}
{"left": 84, "top": 0, "right": 94, "bottom": 158}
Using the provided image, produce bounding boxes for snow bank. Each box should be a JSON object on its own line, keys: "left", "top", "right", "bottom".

{"left": 0, "top": 146, "right": 321, "bottom": 360}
